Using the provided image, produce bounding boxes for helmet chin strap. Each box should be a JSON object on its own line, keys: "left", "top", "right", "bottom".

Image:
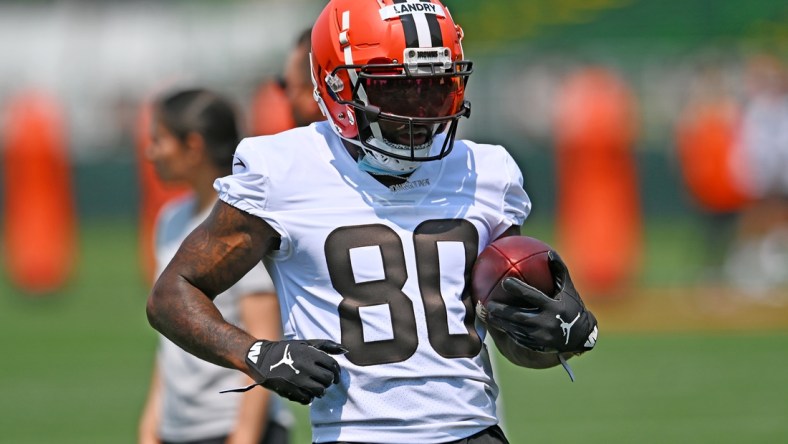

{"left": 357, "top": 153, "right": 414, "bottom": 177}
{"left": 357, "top": 136, "right": 433, "bottom": 176}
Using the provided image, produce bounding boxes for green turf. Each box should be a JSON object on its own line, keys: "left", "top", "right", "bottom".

{"left": 1, "top": 219, "right": 785, "bottom": 443}
{"left": 495, "top": 332, "right": 788, "bottom": 443}
{"left": 0, "top": 220, "right": 157, "bottom": 444}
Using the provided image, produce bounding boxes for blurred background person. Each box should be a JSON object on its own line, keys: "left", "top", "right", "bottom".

{"left": 281, "top": 28, "right": 324, "bottom": 128}
{"left": 674, "top": 61, "right": 752, "bottom": 277}
{"left": 723, "top": 55, "right": 788, "bottom": 296}
{"left": 283, "top": 28, "right": 325, "bottom": 126}
{"left": 137, "top": 88, "right": 292, "bottom": 444}
{"left": 250, "top": 27, "right": 324, "bottom": 135}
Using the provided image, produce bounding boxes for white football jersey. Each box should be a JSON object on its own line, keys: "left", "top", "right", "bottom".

{"left": 214, "top": 121, "right": 531, "bottom": 443}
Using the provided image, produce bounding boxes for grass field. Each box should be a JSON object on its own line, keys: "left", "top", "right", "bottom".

{"left": 1, "top": 218, "right": 786, "bottom": 443}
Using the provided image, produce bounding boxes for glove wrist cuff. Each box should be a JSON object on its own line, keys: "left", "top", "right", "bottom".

{"left": 245, "top": 340, "right": 275, "bottom": 377}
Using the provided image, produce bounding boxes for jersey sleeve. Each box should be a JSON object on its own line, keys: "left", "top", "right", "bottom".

{"left": 213, "top": 138, "right": 270, "bottom": 216}
{"left": 213, "top": 135, "right": 296, "bottom": 255}
{"left": 492, "top": 151, "right": 531, "bottom": 240}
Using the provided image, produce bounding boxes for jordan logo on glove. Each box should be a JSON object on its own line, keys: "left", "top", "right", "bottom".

{"left": 269, "top": 344, "right": 300, "bottom": 374}
{"left": 556, "top": 313, "right": 581, "bottom": 345}
{"left": 222, "top": 339, "right": 345, "bottom": 405}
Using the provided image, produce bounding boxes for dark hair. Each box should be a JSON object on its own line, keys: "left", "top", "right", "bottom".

{"left": 153, "top": 89, "right": 241, "bottom": 172}
{"left": 297, "top": 28, "right": 313, "bottom": 85}
{"left": 296, "top": 27, "right": 311, "bottom": 48}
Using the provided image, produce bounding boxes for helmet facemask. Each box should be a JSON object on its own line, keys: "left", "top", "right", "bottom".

{"left": 325, "top": 52, "right": 472, "bottom": 175}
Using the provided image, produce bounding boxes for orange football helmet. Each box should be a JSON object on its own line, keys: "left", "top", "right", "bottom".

{"left": 310, "top": 0, "right": 472, "bottom": 174}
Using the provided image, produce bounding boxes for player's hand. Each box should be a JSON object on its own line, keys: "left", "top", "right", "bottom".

{"left": 221, "top": 339, "right": 347, "bottom": 405}
{"left": 485, "top": 251, "right": 598, "bottom": 354}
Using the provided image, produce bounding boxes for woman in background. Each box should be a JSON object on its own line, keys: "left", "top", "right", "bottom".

{"left": 138, "top": 88, "right": 292, "bottom": 444}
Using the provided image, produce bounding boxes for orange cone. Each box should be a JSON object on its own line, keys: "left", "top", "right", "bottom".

{"left": 2, "top": 92, "right": 76, "bottom": 294}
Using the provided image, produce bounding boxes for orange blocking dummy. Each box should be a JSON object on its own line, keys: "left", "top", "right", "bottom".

{"left": 2, "top": 92, "right": 76, "bottom": 294}
{"left": 553, "top": 68, "right": 642, "bottom": 296}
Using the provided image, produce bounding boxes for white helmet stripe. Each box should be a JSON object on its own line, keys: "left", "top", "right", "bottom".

{"left": 412, "top": 6, "right": 433, "bottom": 47}
{"left": 341, "top": 11, "right": 354, "bottom": 68}
{"left": 392, "top": 0, "right": 439, "bottom": 48}
{"left": 340, "top": 10, "right": 369, "bottom": 106}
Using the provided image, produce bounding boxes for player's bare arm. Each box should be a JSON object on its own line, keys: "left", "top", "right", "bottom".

{"left": 146, "top": 200, "right": 279, "bottom": 373}
{"left": 148, "top": 200, "right": 344, "bottom": 405}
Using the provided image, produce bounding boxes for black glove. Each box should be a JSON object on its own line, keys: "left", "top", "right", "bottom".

{"left": 485, "top": 251, "right": 598, "bottom": 354}
{"left": 221, "top": 339, "right": 347, "bottom": 405}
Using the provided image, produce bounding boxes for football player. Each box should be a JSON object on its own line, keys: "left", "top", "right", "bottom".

{"left": 146, "top": 1, "right": 598, "bottom": 443}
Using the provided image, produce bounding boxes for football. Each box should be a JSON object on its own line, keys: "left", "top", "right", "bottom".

{"left": 471, "top": 235, "right": 556, "bottom": 308}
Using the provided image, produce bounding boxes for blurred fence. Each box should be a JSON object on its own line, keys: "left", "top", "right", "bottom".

{"left": 1, "top": 0, "right": 785, "bottom": 218}
{"left": 1, "top": 0, "right": 787, "bottom": 295}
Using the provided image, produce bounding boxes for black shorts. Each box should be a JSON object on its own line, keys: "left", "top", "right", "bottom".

{"left": 317, "top": 424, "right": 509, "bottom": 444}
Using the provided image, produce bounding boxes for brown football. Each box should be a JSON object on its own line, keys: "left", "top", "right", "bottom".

{"left": 471, "top": 236, "right": 556, "bottom": 308}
